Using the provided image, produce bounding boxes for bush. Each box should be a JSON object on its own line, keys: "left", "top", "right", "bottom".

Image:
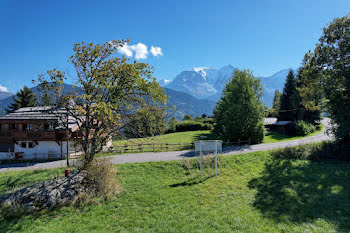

{"left": 183, "top": 114, "right": 193, "bottom": 121}
{"left": 271, "top": 142, "right": 350, "bottom": 161}
{"left": 165, "top": 117, "right": 177, "bottom": 134}
{"left": 196, "top": 117, "right": 215, "bottom": 125}
{"left": 250, "top": 122, "right": 265, "bottom": 144}
{"left": 296, "top": 121, "right": 316, "bottom": 136}
{"left": 83, "top": 158, "right": 120, "bottom": 199}
{"left": 175, "top": 120, "right": 213, "bottom": 132}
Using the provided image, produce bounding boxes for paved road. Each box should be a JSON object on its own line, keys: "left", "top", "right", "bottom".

{"left": 0, "top": 118, "right": 332, "bottom": 173}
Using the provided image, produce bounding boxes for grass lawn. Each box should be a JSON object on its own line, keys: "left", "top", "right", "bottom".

{"left": 110, "top": 124, "right": 324, "bottom": 152}
{"left": 263, "top": 124, "right": 324, "bottom": 143}
{"left": 113, "top": 130, "right": 218, "bottom": 146}
{"left": 1, "top": 152, "right": 349, "bottom": 232}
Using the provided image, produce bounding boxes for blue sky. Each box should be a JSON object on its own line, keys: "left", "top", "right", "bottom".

{"left": 0, "top": 0, "right": 349, "bottom": 93}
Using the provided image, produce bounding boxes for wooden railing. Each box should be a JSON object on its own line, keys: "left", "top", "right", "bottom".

{"left": 110, "top": 138, "right": 251, "bottom": 153}
{"left": 111, "top": 142, "right": 194, "bottom": 153}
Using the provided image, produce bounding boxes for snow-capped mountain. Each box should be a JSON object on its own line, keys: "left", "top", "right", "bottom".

{"left": 164, "top": 65, "right": 235, "bottom": 99}
{"left": 259, "top": 69, "right": 296, "bottom": 105}
{"left": 160, "top": 65, "right": 294, "bottom": 107}
{"left": 158, "top": 79, "right": 171, "bottom": 87}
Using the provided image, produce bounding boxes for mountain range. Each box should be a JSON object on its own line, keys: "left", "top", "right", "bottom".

{"left": 0, "top": 65, "right": 291, "bottom": 118}
{"left": 161, "top": 65, "right": 292, "bottom": 107}
{"left": 0, "top": 85, "right": 215, "bottom": 119}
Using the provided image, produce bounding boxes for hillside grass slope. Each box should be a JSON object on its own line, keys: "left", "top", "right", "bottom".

{"left": 1, "top": 151, "right": 349, "bottom": 232}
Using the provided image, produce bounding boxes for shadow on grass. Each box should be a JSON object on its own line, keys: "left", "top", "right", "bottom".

{"left": 265, "top": 130, "right": 293, "bottom": 141}
{"left": 170, "top": 174, "right": 215, "bottom": 187}
{"left": 249, "top": 159, "right": 350, "bottom": 231}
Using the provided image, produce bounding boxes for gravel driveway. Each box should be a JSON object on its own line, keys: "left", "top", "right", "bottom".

{"left": 0, "top": 118, "right": 333, "bottom": 173}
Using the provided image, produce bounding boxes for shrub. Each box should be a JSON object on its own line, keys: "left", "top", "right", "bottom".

{"left": 183, "top": 114, "right": 193, "bottom": 121}
{"left": 271, "top": 142, "right": 350, "bottom": 161}
{"left": 165, "top": 117, "right": 177, "bottom": 134}
{"left": 175, "top": 120, "right": 213, "bottom": 132}
{"left": 83, "top": 158, "right": 120, "bottom": 199}
{"left": 250, "top": 122, "right": 265, "bottom": 144}
{"left": 295, "top": 121, "right": 316, "bottom": 136}
{"left": 196, "top": 117, "right": 215, "bottom": 125}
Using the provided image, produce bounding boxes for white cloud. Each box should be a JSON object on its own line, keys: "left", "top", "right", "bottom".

{"left": 117, "top": 42, "right": 148, "bottom": 59}
{"left": 117, "top": 43, "right": 133, "bottom": 57}
{"left": 0, "top": 85, "right": 8, "bottom": 92}
{"left": 116, "top": 42, "right": 163, "bottom": 59}
{"left": 130, "top": 43, "right": 148, "bottom": 59}
{"left": 150, "top": 46, "right": 163, "bottom": 57}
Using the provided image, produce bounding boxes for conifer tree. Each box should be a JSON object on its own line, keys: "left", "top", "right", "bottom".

{"left": 279, "top": 70, "right": 298, "bottom": 121}
{"left": 272, "top": 90, "right": 282, "bottom": 117}
{"left": 213, "top": 69, "right": 265, "bottom": 144}
{"left": 6, "top": 86, "right": 37, "bottom": 113}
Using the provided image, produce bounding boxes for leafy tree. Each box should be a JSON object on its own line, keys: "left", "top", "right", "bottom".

{"left": 295, "top": 65, "right": 322, "bottom": 124}
{"left": 166, "top": 117, "right": 177, "bottom": 133}
{"left": 272, "top": 90, "right": 282, "bottom": 117}
{"left": 124, "top": 105, "right": 166, "bottom": 138}
{"left": 183, "top": 114, "right": 193, "bottom": 121}
{"left": 300, "top": 14, "right": 350, "bottom": 142}
{"left": 213, "top": 69, "right": 265, "bottom": 144}
{"left": 35, "top": 40, "right": 166, "bottom": 164}
{"left": 6, "top": 86, "right": 37, "bottom": 113}
{"left": 37, "top": 92, "right": 53, "bottom": 106}
{"left": 279, "top": 70, "right": 299, "bottom": 121}
{"left": 201, "top": 113, "right": 207, "bottom": 118}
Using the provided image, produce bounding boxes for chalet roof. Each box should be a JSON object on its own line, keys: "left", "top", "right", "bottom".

{"left": 0, "top": 106, "right": 79, "bottom": 130}
{"left": 264, "top": 117, "right": 278, "bottom": 125}
{"left": 275, "top": 121, "right": 292, "bottom": 126}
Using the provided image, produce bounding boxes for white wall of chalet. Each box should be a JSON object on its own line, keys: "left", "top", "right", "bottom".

{"left": 0, "top": 141, "right": 78, "bottom": 160}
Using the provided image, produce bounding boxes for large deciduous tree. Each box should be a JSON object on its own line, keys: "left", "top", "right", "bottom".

{"left": 35, "top": 40, "right": 167, "bottom": 163}
{"left": 213, "top": 69, "right": 265, "bottom": 144}
{"left": 6, "top": 86, "right": 37, "bottom": 113}
{"left": 300, "top": 14, "right": 350, "bottom": 142}
{"left": 124, "top": 105, "right": 166, "bottom": 138}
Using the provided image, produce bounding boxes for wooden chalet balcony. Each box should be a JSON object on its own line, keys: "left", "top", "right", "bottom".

{"left": 0, "top": 130, "right": 58, "bottom": 141}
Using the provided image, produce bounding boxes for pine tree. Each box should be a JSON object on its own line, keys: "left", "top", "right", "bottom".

{"left": 279, "top": 70, "right": 298, "bottom": 121}
{"left": 213, "top": 69, "right": 265, "bottom": 144}
{"left": 6, "top": 86, "right": 37, "bottom": 113}
{"left": 272, "top": 90, "right": 282, "bottom": 117}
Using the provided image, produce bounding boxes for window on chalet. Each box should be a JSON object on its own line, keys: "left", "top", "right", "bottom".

{"left": 20, "top": 142, "right": 26, "bottom": 148}
{"left": 49, "top": 123, "right": 54, "bottom": 130}
{"left": 44, "top": 124, "right": 49, "bottom": 130}
{"left": 0, "top": 124, "right": 2, "bottom": 131}
{"left": 23, "top": 124, "right": 33, "bottom": 130}
{"left": 11, "top": 124, "right": 17, "bottom": 130}
{"left": 28, "top": 142, "right": 35, "bottom": 148}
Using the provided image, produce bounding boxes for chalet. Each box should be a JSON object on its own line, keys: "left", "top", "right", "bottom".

{"left": 0, "top": 106, "right": 83, "bottom": 160}
{"left": 264, "top": 117, "right": 278, "bottom": 128}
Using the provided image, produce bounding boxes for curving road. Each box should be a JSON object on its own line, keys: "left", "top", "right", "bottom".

{"left": 0, "top": 118, "right": 333, "bottom": 173}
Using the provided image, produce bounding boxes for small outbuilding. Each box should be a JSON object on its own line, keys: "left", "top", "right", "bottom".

{"left": 274, "top": 121, "right": 293, "bottom": 134}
